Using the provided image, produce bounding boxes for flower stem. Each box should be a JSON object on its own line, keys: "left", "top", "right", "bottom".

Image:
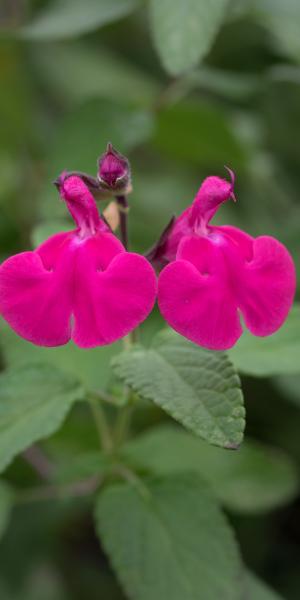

{"left": 116, "top": 194, "right": 129, "bottom": 250}
{"left": 88, "top": 395, "right": 113, "bottom": 453}
{"left": 113, "top": 402, "right": 133, "bottom": 448}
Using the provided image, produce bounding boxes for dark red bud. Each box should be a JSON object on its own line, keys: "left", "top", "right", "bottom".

{"left": 97, "top": 142, "right": 131, "bottom": 193}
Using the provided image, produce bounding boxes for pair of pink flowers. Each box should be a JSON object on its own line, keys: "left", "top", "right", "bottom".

{"left": 0, "top": 168, "right": 295, "bottom": 351}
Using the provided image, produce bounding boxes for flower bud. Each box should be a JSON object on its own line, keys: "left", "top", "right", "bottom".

{"left": 97, "top": 143, "right": 131, "bottom": 195}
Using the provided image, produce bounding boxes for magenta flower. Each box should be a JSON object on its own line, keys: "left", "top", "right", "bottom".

{"left": 158, "top": 171, "right": 296, "bottom": 351}
{"left": 0, "top": 175, "right": 156, "bottom": 348}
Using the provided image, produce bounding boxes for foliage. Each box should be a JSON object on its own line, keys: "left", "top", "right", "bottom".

{"left": 0, "top": 0, "right": 299, "bottom": 599}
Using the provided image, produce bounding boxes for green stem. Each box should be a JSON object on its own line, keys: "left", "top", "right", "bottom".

{"left": 88, "top": 395, "right": 113, "bottom": 453}
{"left": 113, "top": 402, "right": 133, "bottom": 448}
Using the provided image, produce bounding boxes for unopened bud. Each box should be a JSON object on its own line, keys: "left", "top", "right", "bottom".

{"left": 97, "top": 143, "right": 131, "bottom": 195}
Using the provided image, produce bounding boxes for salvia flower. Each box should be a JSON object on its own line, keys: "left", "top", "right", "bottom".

{"left": 158, "top": 171, "right": 296, "bottom": 351}
{"left": 0, "top": 175, "right": 156, "bottom": 348}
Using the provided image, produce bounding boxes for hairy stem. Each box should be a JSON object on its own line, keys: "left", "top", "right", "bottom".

{"left": 116, "top": 194, "right": 129, "bottom": 250}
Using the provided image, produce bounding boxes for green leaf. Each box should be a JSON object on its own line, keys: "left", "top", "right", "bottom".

{"left": 154, "top": 101, "right": 245, "bottom": 169}
{"left": 0, "top": 363, "right": 84, "bottom": 473}
{"left": 32, "top": 42, "right": 160, "bottom": 108}
{"left": 21, "top": 0, "right": 140, "bottom": 41}
{"left": 254, "top": 0, "right": 300, "bottom": 62}
{"left": 0, "top": 481, "right": 12, "bottom": 539}
{"left": 229, "top": 305, "right": 300, "bottom": 377}
{"left": 112, "top": 329, "right": 245, "bottom": 448}
{"left": 123, "top": 426, "right": 298, "bottom": 513}
{"left": 95, "top": 473, "right": 242, "bottom": 600}
{"left": 245, "top": 570, "right": 283, "bottom": 600}
{"left": 149, "top": 0, "right": 229, "bottom": 75}
{"left": 0, "top": 312, "right": 121, "bottom": 393}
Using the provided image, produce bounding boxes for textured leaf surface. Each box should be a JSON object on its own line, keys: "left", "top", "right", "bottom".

{"left": 0, "top": 364, "right": 84, "bottom": 473}
{"left": 21, "top": 0, "right": 140, "bottom": 40}
{"left": 113, "top": 330, "right": 245, "bottom": 448}
{"left": 96, "top": 473, "right": 242, "bottom": 600}
{"left": 149, "top": 0, "right": 229, "bottom": 75}
{"left": 0, "top": 481, "right": 12, "bottom": 539}
{"left": 229, "top": 305, "right": 300, "bottom": 376}
{"left": 124, "top": 426, "right": 298, "bottom": 513}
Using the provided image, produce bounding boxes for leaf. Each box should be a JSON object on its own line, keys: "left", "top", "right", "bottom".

{"left": 123, "top": 425, "right": 298, "bottom": 513}
{"left": 149, "top": 0, "right": 229, "bottom": 75}
{"left": 112, "top": 329, "right": 245, "bottom": 448}
{"left": 95, "top": 473, "right": 242, "bottom": 600}
{"left": 245, "top": 570, "right": 283, "bottom": 600}
{"left": 21, "top": 0, "right": 140, "bottom": 41}
{"left": 186, "top": 67, "right": 261, "bottom": 100}
{"left": 254, "top": 0, "right": 300, "bottom": 62}
{"left": 0, "top": 481, "right": 12, "bottom": 539}
{"left": 153, "top": 101, "right": 245, "bottom": 169}
{"left": 0, "top": 363, "right": 84, "bottom": 473}
{"left": 32, "top": 42, "right": 160, "bottom": 108}
{"left": 229, "top": 305, "right": 300, "bottom": 377}
{"left": 0, "top": 313, "right": 121, "bottom": 394}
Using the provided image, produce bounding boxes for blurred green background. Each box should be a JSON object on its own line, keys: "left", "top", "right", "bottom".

{"left": 0, "top": 1, "right": 300, "bottom": 599}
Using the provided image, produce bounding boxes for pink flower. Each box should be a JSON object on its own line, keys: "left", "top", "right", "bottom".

{"left": 0, "top": 175, "right": 156, "bottom": 348}
{"left": 158, "top": 171, "right": 296, "bottom": 350}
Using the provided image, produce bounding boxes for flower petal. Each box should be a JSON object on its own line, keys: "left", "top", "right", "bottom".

{"left": 72, "top": 246, "right": 157, "bottom": 348}
{"left": 158, "top": 236, "right": 242, "bottom": 350}
{"left": 237, "top": 235, "right": 296, "bottom": 336}
{"left": 0, "top": 249, "right": 72, "bottom": 346}
{"left": 0, "top": 232, "right": 157, "bottom": 348}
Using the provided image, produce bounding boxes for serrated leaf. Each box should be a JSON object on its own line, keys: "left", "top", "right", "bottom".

{"left": 95, "top": 473, "right": 242, "bottom": 600}
{"left": 0, "top": 364, "right": 84, "bottom": 473}
{"left": 149, "top": 0, "right": 229, "bottom": 75}
{"left": 21, "top": 0, "right": 140, "bottom": 41}
{"left": 245, "top": 570, "right": 283, "bottom": 600}
{"left": 0, "top": 481, "right": 12, "bottom": 539}
{"left": 229, "top": 305, "right": 300, "bottom": 377}
{"left": 112, "top": 329, "right": 245, "bottom": 448}
{"left": 123, "top": 426, "right": 298, "bottom": 513}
